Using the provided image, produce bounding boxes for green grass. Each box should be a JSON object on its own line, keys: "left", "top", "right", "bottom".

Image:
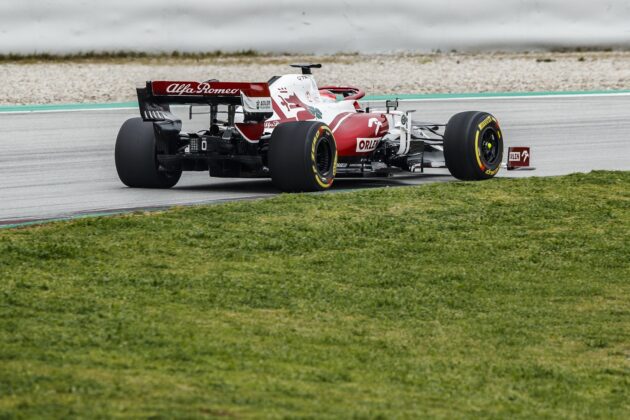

{"left": 1, "top": 171, "right": 629, "bottom": 418}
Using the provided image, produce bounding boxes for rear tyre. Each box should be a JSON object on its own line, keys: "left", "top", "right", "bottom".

{"left": 114, "top": 117, "right": 181, "bottom": 188}
{"left": 269, "top": 121, "right": 337, "bottom": 192}
{"left": 443, "top": 111, "right": 503, "bottom": 180}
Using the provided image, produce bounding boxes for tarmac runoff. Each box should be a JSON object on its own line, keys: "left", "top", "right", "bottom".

{"left": 1, "top": 91, "right": 629, "bottom": 227}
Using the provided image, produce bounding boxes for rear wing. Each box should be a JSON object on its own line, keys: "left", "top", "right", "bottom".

{"left": 137, "top": 80, "right": 273, "bottom": 122}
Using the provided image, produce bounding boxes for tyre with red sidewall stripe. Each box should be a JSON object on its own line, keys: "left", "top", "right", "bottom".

{"left": 269, "top": 121, "right": 337, "bottom": 192}
{"left": 444, "top": 111, "right": 503, "bottom": 181}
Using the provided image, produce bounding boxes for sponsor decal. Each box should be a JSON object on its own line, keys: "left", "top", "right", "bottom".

{"left": 264, "top": 120, "right": 279, "bottom": 129}
{"left": 485, "top": 167, "right": 500, "bottom": 176}
{"left": 257, "top": 99, "right": 271, "bottom": 110}
{"left": 278, "top": 93, "right": 321, "bottom": 119}
{"left": 368, "top": 117, "right": 384, "bottom": 135}
{"left": 356, "top": 138, "right": 380, "bottom": 153}
{"left": 241, "top": 92, "right": 272, "bottom": 113}
{"left": 308, "top": 105, "right": 323, "bottom": 119}
{"left": 164, "top": 83, "right": 240, "bottom": 96}
{"left": 478, "top": 115, "right": 494, "bottom": 130}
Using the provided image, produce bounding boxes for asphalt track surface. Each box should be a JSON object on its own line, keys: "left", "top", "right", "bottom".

{"left": 1, "top": 95, "right": 629, "bottom": 225}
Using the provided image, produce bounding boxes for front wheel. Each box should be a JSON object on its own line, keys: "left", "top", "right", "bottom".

{"left": 114, "top": 117, "right": 181, "bottom": 188}
{"left": 443, "top": 111, "right": 503, "bottom": 181}
{"left": 268, "top": 121, "right": 337, "bottom": 192}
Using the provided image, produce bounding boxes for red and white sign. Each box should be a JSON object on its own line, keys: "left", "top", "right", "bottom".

{"left": 151, "top": 81, "right": 271, "bottom": 98}
{"left": 507, "top": 146, "right": 531, "bottom": 169}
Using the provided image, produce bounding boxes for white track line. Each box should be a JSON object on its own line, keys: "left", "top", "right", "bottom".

{"left": 2, "top": 92, "right": 630, "bottom": 115}
{"left": 367, "top": 92, "right": 630, "bottom": 103}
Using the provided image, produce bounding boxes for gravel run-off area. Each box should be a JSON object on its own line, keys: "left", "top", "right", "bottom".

{"left": 1, "top": 52, "right": 630, "bottom": 105}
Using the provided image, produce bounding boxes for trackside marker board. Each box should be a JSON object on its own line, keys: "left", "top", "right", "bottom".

{"left": 507, "top": 146, "right": 534, "bottom": 170}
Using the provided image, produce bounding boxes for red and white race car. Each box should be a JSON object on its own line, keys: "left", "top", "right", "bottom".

{"left": 115, "top": 64, "right": 530, "bottom": 192}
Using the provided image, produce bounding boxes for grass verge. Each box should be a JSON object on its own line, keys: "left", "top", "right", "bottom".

{"left": 1, "top": 171, "right": 629, "bottom": 418}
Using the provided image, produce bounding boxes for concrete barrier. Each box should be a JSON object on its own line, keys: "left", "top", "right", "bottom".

{"left": 1, "top": 0, "right": 629, "bottom": 54}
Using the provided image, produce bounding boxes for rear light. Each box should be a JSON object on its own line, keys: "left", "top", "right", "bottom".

{"left": 189, "top": 137, "right": 199, "bottom": 153}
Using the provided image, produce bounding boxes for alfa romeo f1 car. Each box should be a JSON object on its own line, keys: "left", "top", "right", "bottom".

{"left": 115, "top": 64, "right": 529, "bottom": 192}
